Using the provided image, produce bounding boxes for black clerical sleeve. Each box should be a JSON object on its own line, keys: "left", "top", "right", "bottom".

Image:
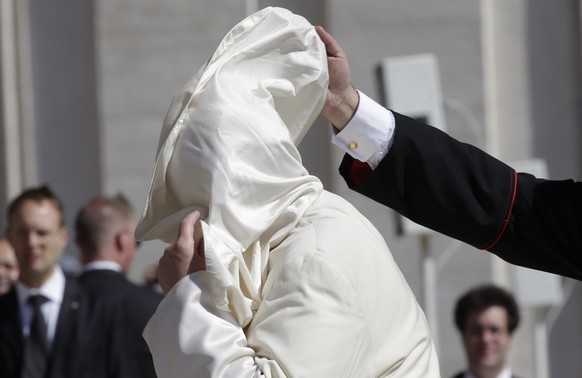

{"left": 339, "top": 111, "right": 582, "bottom": 281}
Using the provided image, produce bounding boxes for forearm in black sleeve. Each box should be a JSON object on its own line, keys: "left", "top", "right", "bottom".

{"left": 340, "top": 111, "right": 582, "bottom": 280}
{"left": 494, "top": 174, "right": 582, "bottom": 280}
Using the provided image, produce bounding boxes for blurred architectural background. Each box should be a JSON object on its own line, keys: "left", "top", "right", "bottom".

{"left": 1, "top": 0, "right": 581, "bottom": 376}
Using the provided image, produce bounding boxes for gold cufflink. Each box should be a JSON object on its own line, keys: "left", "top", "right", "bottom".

{"left": 348, "top": 141, "right": 358, "bottom": 150}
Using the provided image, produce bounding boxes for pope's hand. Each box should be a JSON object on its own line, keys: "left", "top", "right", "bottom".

{"left": 158, "top": 210, "right": 206, "bottom": 294}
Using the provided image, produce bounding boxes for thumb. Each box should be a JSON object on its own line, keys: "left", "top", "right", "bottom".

{"left": 176, "top": 210, "right": 200, "bottom": 243}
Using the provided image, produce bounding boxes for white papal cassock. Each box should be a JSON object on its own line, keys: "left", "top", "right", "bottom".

{"left": 135, "top": 7, "right": 440, "bottom": 378}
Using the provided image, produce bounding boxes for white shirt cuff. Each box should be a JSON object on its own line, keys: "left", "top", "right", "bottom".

{"left": 331, "top": 90, "right": 395, "bottom": 169}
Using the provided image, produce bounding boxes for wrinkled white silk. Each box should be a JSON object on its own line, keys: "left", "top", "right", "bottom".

{"left": 136, "top": 7, "right": 327, "bottom": 326}
{"left": 138, "top": 7, "right": 440, "bottom": 377}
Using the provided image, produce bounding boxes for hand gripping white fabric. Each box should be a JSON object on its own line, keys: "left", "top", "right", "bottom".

{"left": 135, "top": 7, "right": 327, "bottom": 327}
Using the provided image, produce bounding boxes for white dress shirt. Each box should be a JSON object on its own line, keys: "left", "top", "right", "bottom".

{"left": 332, "top": 90, "right": 396, "bottom": 169}
{"left": 82, "top": 260, "right": 123, "bottom": 273}
{"left": 15, "top": 266, "right": 66, "bottom": 350}
{"left": 463, "top": 367, "right": 513, "bottom": 378}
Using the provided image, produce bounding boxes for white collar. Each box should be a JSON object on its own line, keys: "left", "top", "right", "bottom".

{"left": 15, "top": 265, "right": 65, "bottom": 306}
{"left": 82, "top": 261, "right": 123, "bottom": 273}
{"left": 465, "top": 367, "right": 512, "bottom": 378}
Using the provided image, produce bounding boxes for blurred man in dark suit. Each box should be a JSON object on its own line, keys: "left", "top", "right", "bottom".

{"left": 0, "top": 185, "right": 130, "bottom": 378}
{"left": 76, "top": 195, "right": 162, "bottom": 378}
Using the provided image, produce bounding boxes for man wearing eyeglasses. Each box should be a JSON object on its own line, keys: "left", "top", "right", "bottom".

{"left": 452, "top": 285, "right": 522, "bottom": 378}
{"left": 0, "top": 185, "right": 130, "bottom": 378}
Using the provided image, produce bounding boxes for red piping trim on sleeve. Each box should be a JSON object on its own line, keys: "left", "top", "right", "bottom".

{"left": 484, "top": 169, "right": 518, "bottom": 251}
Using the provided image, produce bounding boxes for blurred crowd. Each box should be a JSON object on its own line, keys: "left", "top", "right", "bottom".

{"left": 0, "top": 185, "right": 162, "bottom": 378}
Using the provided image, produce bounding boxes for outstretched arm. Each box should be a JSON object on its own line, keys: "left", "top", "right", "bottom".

{"left": 316, "top": 28, "right": 582, "bottom": 281}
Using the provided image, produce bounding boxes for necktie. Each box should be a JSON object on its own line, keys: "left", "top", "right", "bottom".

{"left": 22, "top": 294, "right": 48, "bottom": 378}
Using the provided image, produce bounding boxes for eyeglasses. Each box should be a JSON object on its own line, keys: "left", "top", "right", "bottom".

{"left": 466, "top": 325, "right": 508, "bottom": 339}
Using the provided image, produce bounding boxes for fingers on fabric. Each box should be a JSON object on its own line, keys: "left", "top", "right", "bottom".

{"left": 315, "top": 26, "right": 342, "bottom": 58}
{"left": 156, "top": 210, "right": 205, "bottom": 293}
{"left": 171, "top": 210, "right": 206, "bottom": 272}
{"left": 157, "top": 243, "right": 184, "bottom": 294}
{"left": 176, "top": 210, "right": 200, "bottom": 250}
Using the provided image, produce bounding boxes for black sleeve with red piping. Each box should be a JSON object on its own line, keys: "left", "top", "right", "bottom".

{"left": 339, "top": 111, "right": 582, "bottom": 280}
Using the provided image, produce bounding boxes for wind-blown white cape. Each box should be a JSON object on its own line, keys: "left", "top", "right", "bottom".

{"left": 136, "top": 7, "right": 439, "bottom": 378}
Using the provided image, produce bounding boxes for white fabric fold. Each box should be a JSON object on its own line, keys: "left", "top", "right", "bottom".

{"left": 138, "top": 8, "right": 440, "bottom": 376}
{"left": 135, "top": 7, "right": 327, "bottom": 326}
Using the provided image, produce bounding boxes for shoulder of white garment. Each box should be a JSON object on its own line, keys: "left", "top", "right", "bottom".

{"left": 331, "top": 90, "right": 395, "bottom": 169}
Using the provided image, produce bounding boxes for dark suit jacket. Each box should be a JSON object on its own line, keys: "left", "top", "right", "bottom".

{"left": 78, "top": 269, "right": 163, "bottom": 378}
{"left": 0, "top": 278, "right": 131, "bottom": 378}
{"left": 339, "top": 111, "right": 582, "bottom": 281}
{"left": 451, "top": 372, "right": 521, "bottom": 378}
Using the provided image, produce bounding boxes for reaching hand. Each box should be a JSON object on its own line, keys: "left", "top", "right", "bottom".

{"left": 157, "top": 210, "right": 205, "bottom": 294}
{"left": 316, "top": 26, "right": 359, "bottom": 130}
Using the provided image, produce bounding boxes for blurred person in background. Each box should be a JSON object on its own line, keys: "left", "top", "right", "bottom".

{"left": 76, "top": 194, "right": 162, "bottom": 378}
{"left": 0, "top": 185, "right": 129, "bottom": 378}
{"left": 452, "top": 285, "right": 522, "bottom": 378}
{"left": 0, "top": 239, "right": 19, "bottom": 295}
